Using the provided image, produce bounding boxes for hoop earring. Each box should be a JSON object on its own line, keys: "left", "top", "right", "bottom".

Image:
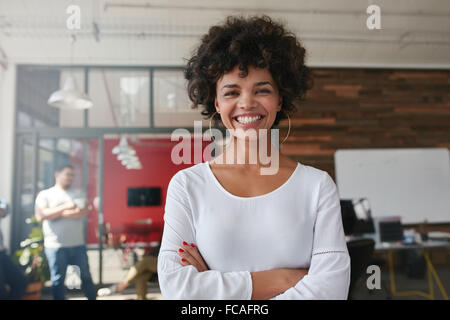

{"left": 209, "top": 111, "right": 216, "bottom": 139}
{"left": 280, "top": 113, "right": 291, "bottom": 145}
{"left": 209, "top": 111, "right": 229, "bottom": 147}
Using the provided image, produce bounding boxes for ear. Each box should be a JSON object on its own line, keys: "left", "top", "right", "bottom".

{"left": 214, "top": 97, "right": 219, "bottom": 113}
{"left": 277, "top": 96, "right": 283, "bottom": 112}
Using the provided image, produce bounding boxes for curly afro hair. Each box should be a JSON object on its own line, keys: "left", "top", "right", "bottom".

{"left": 184, "top": 15, "right": 313, "bottom": 128}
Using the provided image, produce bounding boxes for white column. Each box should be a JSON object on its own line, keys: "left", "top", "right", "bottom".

{"left": 0, "top": 64, "right": 17, "bottom": 252}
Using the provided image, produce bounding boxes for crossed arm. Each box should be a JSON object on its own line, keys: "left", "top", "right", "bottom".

{"left": 176, "top": 240, "right": 309, "bottom": 300}
{"left": 35, "top": 202, "right": 89, "bottom": 222}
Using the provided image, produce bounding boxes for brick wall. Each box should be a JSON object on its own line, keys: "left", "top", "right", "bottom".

{"left": 280, "top": 68, "right": 450, "bottom": 261}
{"left": 280, "top": 68, "right": 450, "bottom": 179}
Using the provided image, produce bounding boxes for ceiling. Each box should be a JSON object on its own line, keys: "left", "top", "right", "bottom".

{"left": 0, "top": 0, "right": 449, "bottom": 68}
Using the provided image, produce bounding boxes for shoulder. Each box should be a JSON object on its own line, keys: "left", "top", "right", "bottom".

{"left": 169, "top": 162, "right": 205, "bottom": 183}
{"left": 295, "top": 163, "right": 337, "bottom": 200}
{"left": 298, "top": 163, "right": 332, "bottom": 184}
{"left": 36, "top": 187, "right": 53, "bottom": 198}
{"left": 167, "top": 162, "right": 207, "bottom": 194}
{"left": 35, "top": 187, "right": 54, "bottom": 205}
{"left": 164, "top": 164, "right": 208, "bottom": 217}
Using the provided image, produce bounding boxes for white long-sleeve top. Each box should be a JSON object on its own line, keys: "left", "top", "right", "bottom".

{"left": 157, "top": 161, "right": 351, "bottom": 300}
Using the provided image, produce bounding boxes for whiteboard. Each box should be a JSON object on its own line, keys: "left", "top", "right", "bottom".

{"left": 334, "top": 148, "right": 450, "bottom": 224}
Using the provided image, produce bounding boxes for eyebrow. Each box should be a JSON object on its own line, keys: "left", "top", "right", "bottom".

{"left": 221, "top": 81, "right": 274, "bottom": 91}
{"left": 255, "top": 81, "right": 273, "bottom": 87}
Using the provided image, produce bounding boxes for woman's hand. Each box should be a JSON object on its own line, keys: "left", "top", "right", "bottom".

{"left": 177, "top": 241, "right": 209, "bottom": 272}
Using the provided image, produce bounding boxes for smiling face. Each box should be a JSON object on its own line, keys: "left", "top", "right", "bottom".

{"left": 215, "top": 65, "right": 282, "bottom": 135}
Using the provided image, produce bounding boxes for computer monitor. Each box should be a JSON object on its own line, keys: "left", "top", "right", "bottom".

{"left": 127, "top": 187, "right": 161, "bottom": 207}
{"left": 378, "top": 216, "right": 403, "bottom": 243}
{"left": 340, "top": 198, "right": 375, "bottom": 235}
{"left": 340, "top": 200, "right": 357, "bottom": 235}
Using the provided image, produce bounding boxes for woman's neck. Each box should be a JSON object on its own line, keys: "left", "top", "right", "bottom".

{"left": 213, "top": 129, "right": 281, "bottom": 174}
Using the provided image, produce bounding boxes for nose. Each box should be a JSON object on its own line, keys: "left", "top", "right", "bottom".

{"left": 237, "top": 92, "right": 256, "bottom": 110}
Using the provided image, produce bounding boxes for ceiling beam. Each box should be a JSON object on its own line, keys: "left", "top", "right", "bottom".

{"left": 102, "top": 2, "right": 450, "bottom": 18}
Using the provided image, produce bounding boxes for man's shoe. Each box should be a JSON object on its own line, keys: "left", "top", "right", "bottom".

{"left": 97, "top": 284, "right": 118, "bottom": 297}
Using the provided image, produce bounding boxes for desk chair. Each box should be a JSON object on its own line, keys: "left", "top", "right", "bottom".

{"left": 346, "top": 238, "right": 375, "bottom": 300}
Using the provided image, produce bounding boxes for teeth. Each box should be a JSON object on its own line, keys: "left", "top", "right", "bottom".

{"left": 236, "top": 115, "right": 262, "bottom": 124}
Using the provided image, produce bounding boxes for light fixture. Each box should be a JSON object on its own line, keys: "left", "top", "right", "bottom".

{"left": 48, "top": 75, "right": 93, "bottom": 109}
{"left": 112, "top": 136, "right": 142, "bottom": 170}
{"left": 121, "top": 158, "right": 140, "bottom": 165}
{"left": 48, "top": 34, "right": 93, "bottom": 110}
{"left": 123, "top": 158, "right": 142, "bottom": 168}
{"left": 122, "top": 157, "right": 141, "bottom": 166}
{"left": 125, "top": 158, "right": 142, "bottom": 169}
{"left": 125, "top": 160, "right": 141, "bottom": 166}
{"left": 126, "top": 163, "right": 142, "bottom": 170}
{"left": 112, "top": 136, "right": 136, "bottom": 155}
{"left": 112, "top": 135, "right": 143, "bottom": 170}
{"left": 117, "top": 153, "right": 137, "bottom": 161}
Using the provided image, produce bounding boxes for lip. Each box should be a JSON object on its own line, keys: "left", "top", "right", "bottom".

{"left": 232, "top": 114, "right": 265, "bottom": 130}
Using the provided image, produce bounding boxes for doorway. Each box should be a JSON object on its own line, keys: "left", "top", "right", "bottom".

{"left": 12, "top": 133, "right": 105, "bottom": 284}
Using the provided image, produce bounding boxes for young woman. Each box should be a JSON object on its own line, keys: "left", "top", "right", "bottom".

{"left": 157, "top": 15, "right": 350, "bottom": 300}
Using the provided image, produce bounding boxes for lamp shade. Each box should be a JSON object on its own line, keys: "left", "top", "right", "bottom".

{"left": 112, "top": 136, "right": 136, "bottom": 155}
{"left": 48, "top": 75, "right": 93, "bottom": 110}
{"left": 117, "top": 153, "right": 138, "bottom": 161}
{"left": 126, "top": 162, "right": 142, "bottom": 170}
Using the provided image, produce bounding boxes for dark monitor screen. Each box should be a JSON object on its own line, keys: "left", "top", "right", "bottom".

{"left": 379, "top": 220, "right": 403, "bottom": 242}
{"left": 340, "top": 200, "right": 357, "bottom": 235}
{"left": 127, "top": 187, "right": 161, "bottom": 207}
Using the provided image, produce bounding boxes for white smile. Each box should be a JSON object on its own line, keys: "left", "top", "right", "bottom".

{"left": 235, "top": 115, "right": 264, "bottom": 124}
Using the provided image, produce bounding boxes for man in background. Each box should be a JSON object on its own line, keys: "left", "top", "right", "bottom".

{"left": 0, "top": 199, "right": 28, "bottom": 299}
{"left": 34, "top": 164, "right": 96, "bottom": 300}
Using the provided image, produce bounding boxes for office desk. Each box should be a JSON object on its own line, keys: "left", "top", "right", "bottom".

{"left": 375, "top": 240, "right": 449, "bottom": 300}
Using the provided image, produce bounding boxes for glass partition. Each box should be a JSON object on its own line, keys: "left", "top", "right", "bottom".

{"left": 153, "top": 69, "right": 208, "bottom": 128}
{"left": 88, "top": 69, "right": 150, "bottom": 128}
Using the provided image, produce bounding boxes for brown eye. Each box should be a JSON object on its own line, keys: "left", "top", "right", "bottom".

{"left": 224, "top": 91, "right": 238, "bottom": 97}
{"left": 256, "top": 89, "right": 271, "bottom": 94}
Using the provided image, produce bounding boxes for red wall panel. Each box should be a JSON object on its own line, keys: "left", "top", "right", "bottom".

{"left": 86, "top": 137, "right": 209, "bottom": 245}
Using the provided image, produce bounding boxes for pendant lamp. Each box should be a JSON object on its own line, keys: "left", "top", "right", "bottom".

{"left": 48, "top": 34, "right": 93, "bottom": 110}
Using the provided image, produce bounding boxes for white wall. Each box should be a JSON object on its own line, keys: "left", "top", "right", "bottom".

{"left": 1, "top": 0, "right": 450, "bottom": 68}
{"left": 0, "top": 64, "right": 16, "bottom": 251}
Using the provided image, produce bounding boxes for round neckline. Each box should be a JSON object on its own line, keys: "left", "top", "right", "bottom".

{"left": 205, "top": 161, "right": 300, "bottom": 200}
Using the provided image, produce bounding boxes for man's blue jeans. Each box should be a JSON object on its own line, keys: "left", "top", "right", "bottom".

{"left": 44, "top": 245, "right": 97, "bottom": 300}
